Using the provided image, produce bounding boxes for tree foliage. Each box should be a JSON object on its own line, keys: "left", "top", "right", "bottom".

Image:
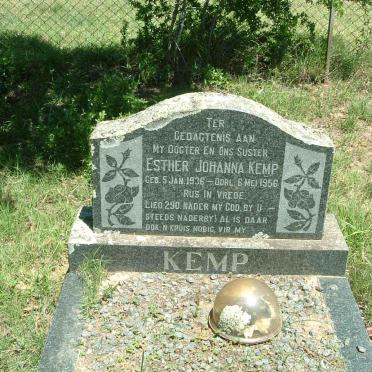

{"left": 122, "top": 0, "right": 317, "bottom": 84}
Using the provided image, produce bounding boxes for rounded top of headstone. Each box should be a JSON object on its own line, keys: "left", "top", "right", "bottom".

{"left": 90, "top": 92, "right": 333, "bottom": 148}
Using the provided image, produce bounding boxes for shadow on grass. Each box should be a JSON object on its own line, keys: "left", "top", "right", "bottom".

{"left": 1, "top": 32, "right": 364, "bottom": 172}
{"left": 0, "top": 32, "right": 191, "bottom": 172}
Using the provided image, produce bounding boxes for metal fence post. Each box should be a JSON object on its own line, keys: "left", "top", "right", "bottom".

{"left": 325, "top": 0, "right": 336, "bottom": 80}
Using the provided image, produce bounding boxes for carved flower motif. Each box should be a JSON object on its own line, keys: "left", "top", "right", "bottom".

{"left": 283, "top": 155, "right": 321, "bottom": 232}
{"left": 105, "top": 185, "right": 138, "bottom": 204}
{"left": 103, "top": 150, "right": 140, "bottom": 226}
{"left": 285, "top": 189, "right": 315, "bottom": 210}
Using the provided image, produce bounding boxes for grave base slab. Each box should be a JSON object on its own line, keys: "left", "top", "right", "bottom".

{"left": 68, "top": 207, "right": 348, "bottom": 276}
{"left": 39, "top": 273, "right": 371, "bottom": 372}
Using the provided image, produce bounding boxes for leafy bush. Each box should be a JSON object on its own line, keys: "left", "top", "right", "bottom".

{"left": 0, "top": 34, "right": 146, "bottom": 168}
{"left": 203, "top": 66, "right": 229, "bottom": 88}
{"left": 88, "top": 72, "right": 146, "bottom": 118}
{"left": 121, "top": 0, "right": 316, "bottom": 85}
{"left": 272, "top": 33, "right": 327, "bottom": 84}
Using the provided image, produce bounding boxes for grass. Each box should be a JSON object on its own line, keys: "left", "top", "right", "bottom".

{"left": 0, "top": 1, "right": 371, "bottom": 370}
{"left": 0, "top": 164, "right": 90, "bottom": 371}
{"left": 0, "top": 0, "right": 136, "bottom": 48}
{"left": 329, "top": 154, "right": 372, "bottom": 319}
{"left": 78, "top": 254, "right": 107, "bottom": 317}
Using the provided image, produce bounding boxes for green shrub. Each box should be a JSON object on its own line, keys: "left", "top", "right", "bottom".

{"left": 121, "top": 0, "right": 316, "bottom": 85}
{"left": 88, "top": 72, "right": 146, "bottom": 118}
{"left": 0, "top": 34, "right": 146, "bottom": 168}
{"left": 203, "top": 66, "right": 229, "bottom": 88}
{"left": 271, "top": 34, "right": 327, "bottom": 84}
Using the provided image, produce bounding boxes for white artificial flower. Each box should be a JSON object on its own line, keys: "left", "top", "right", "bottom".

{"left": 218, "top": 305, "right": 252, "bottom": 335}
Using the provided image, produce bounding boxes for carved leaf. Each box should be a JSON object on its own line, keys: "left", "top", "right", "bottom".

{"left": 105, "top": 187, "right": 116, "bottom": 203}
{"left": 294, "top": 155, "right": 302, "bottom": 168}
{"left": 307, "top": 162, "right": 320, "bottom": 175}
{"left": 120, "top": 149, "right": 131, "bottom": 167}
{"left": 287, "top": 209, "right": 306, "bottom": 220}
{"left": 115, "top": 203, "right": 133, "bottom": 215}
{"left": 307, "top": 177, "right": 320, "bottom": 189}
{"left": 129, "top": 185, "right": 139, "bottom": 198}
{"left": 105, "top": 185, "right": 132, "bottom": 204}
{"left": 122, "top": 168, "right": 139, "bottom": 178}
{"left": 108, "top": 216, "right": 114, "bottom": 226}
{"left": 299, "top": 190, "right": 310, "bottom": 197}
{"left": 116, "top": 214, "right": 135, "bottom": 226}
{"left": 284, "top": 175, "right": 303, "bottom": 184}
{"left": 284, "top": 188, "right": 293, "bottom": 201}
{"left": 102, "top": 169, "right": 116, "bottom": 182}
{"left": 284, "top": 220, "right": 307, "bottom": 231}
{"left": 307, "top": 196, "right": 315, "bottom": 209}
{"left": 106, "top": 155, "right": 117, "bottom": 168}
{"left": 303, "top": 221, "right": 311, "bottom": 231}
{"left": 298, "top": 196, "right": 315, "bottom": 210}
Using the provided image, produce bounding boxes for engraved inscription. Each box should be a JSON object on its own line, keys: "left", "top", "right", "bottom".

{"left": 95, "top": 108, "right": 332, "bottom": 238}
{"left": 163, "top": 251, "right": 250, "bottom": 273}
{"left": 141, "top": 113, "right": 283, "bottom": 237}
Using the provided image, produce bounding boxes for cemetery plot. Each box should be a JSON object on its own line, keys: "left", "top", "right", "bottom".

{"left": 75, "top": 273, "right": 346, "bottom": 371}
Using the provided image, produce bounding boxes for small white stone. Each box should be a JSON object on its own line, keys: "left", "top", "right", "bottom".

{"left": 357, "top": 345, "right": 366, "bottom": 353}
{"left": 323, "top": 349, "right": 332, "bottom": 357}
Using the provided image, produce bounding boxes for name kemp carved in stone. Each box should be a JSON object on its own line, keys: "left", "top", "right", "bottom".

{"left": 163, "top": 251, "right": 250, "bottom": 273}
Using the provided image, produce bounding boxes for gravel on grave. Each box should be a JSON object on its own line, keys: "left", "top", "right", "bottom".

{"left": 76, "top": 273, "right": 346, "bottom": 372}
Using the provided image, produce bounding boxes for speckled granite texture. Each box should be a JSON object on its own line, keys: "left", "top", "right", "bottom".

{"left": 68, "top": 207, "right": 348, "bottom": 276}
{"left": 91, "top": 93, "right": 334, "bottom": 238}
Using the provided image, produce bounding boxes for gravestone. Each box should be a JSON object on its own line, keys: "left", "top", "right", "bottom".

{"left": 91, "top": 92, "right": 333, "bottom": 240}
{"left": 40, "top": 93, "right": 372, "bottom": 372}
{"left": 66, "top": 92, "right": 346, "bottom": 275}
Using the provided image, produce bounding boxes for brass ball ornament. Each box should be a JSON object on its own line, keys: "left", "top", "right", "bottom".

{"left": 208, "top": 278, "right": 282, "bottom": 344}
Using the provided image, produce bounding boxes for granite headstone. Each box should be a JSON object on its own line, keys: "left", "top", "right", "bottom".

{"left": 91, "top": 93, "right": 333, "bottom": 239}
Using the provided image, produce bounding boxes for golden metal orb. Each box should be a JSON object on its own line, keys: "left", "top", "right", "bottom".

{"left": 209, "top": 278, "right": 282, "bottom": 344}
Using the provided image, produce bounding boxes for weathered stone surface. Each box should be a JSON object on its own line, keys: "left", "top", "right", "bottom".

{"left": 91, "top": 93, "right": 333, "bottom": 239}
{"left": 320, "top": 277, "right": 372, "bottom": 372}
{"left": 69, "top": 207, "right": 347, "bottom": 275}
{"left": 38, "top": 273, "right": 84, "bottom": 372}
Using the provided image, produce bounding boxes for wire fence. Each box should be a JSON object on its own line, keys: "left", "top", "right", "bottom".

{"left": 296, "top": 0, "right": 371, "bottom": 56}
{"left": 0, "top": 1, "right": 371, "bottom": 66}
